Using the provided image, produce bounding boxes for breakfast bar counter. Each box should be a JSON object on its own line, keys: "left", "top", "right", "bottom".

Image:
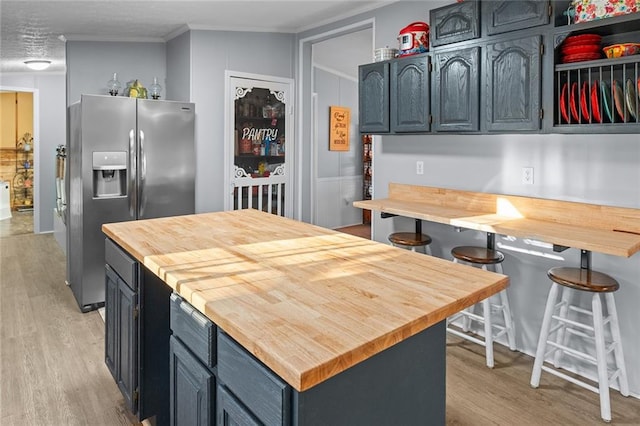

{"left": 354, "top": 183, "right": 640, "bottom": 258}
{"left": 102, "top": 208, "right": 508, "bottom": 425}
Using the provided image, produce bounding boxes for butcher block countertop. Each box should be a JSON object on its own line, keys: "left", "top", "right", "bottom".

{"left": 102, "top": 209, "right": 508, "bottom": 392}
{"left": 354, "top": 183, "right": 640, "bottom": 258}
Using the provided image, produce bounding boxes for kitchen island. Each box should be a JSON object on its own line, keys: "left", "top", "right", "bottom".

{"left": 102, "top": 209, "right": 508, "bottom": 425}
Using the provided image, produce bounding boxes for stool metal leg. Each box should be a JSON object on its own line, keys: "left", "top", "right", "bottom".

{"left": 605, "top": 293, "right": 629, "bottom": 397}
{"left": 592, "top": 293, "right": 611, "bottom": 422}
{"left": 531, "top": 282, "right": 560, "bottom": 388}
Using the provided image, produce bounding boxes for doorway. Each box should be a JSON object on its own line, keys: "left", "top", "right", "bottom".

{"left": 300, "top": 21, "right": 374, "bottom": 229}
{"left": 224, "top": 72, "right": 294, "bottom": 218}
{"left": 0, "top": 90, "right": 35, "bottom": 237}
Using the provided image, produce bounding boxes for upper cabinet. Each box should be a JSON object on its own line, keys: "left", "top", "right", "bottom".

{"left": 430, "top": 0, "right": 480, "bottom": 47}
{"left": 391, "top": 55, "right": 431, "bottom": 132}
{"left": 359, "top": 62, "right": 390, "bottom": 133}
{"left": 483, "top": 1, "right": 550, "bottom": 35}
{"left": 486, "top": 35, "right": 542, "bottom": 131}
{"left": 434, "top": 47, "right": 480, "bottom": 132}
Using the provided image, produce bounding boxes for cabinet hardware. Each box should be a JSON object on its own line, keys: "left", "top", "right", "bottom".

{"left": 540, "top": 44, "right": 544, "bottom": 55}
{"left": 429, "top": 115, "right": 433, "bottom": 124}
{"left": 548, "top": 3, "right": 552, "bottom": 18}
{"left": 539, "top": 109, "right": 544, "bottom": 120}
{"left": 133, "top": 388, "right": 139, "bottom": 405}
{"left": 429, "top": 62, "right": 432, "bottom": 73}
{"left": 133, "top": 306, "right": 139, "bottom": 320}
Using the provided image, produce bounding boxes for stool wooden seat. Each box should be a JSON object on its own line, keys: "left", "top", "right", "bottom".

{"left": 547, "top": 267, "right": 619, "bottom": 292}
{"left": 447, "top": 245, "right": 515, "bottom": 368}
{"left": 451, "top": 246, "right": 504, "bottom": 265}
{"left": 531, "top": 267, "right": 629, "bottom": 423}
{"left": 388, "top": 232, "right": 432, "bottom": 255}
{"left": 388, "top": 232, "right": 432, "bottom": 247}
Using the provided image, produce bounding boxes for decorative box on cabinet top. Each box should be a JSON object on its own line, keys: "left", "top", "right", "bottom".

{"left": 573, "top": 0, "right": 640, "bottom": 23}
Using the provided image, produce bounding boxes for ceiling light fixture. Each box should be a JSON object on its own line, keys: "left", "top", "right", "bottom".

{"left": 24, "top": 60, "right": 51, "bottom": 71}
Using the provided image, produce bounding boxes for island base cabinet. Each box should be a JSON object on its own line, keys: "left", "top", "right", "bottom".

{"left": 216, "top": 322, "right": 446, "bottom": 426}
{"left": 169, "top": 336, "right": 215, "bottom": 426}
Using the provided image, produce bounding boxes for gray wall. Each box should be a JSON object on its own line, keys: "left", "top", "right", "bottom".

{"left": 298, "top": 1, "right": 640, "bottom": 397}
{"left": 189, "top": 30, "right": 294, "bottom": 214}
{"left": 313, "top": 66, "right": 361, "bottom": 228}
{"left": 66, "top": 40, "right": 166, "bottom": 104}
{"left": 0, "top": 72, "right": 66, "bottom": 234}
{"left": 166, "top": 31, "right": 191, "bottom": 102}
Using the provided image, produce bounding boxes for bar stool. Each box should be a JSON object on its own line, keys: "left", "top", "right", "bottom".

{"left": 530, "top": 266, "right": 629, "bottom": 423}
{"left": 446, "top": 246, "right": 516, "bottom": 368}
{"left": 388, "top": 218, "right": 432, "bottom": 255}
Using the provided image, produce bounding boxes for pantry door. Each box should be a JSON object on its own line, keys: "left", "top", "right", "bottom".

{"left": 225, "top": 74, "right": 293, "bottom": 217}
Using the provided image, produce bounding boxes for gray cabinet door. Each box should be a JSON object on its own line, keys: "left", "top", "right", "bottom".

{"left": 359, "top": 62, "right": 389, "bottom": 133}
{"left": 117, "top": 278, "right": 138, "bottom": 413}
{"left": 169, "top": 336, "right": 214, "bottom": 426}
{"left": 430, "top": 0, "right": 480, "bottom": 47}
{"left": 484, "top": 1, "right": 550, "bottom": 35}
{"left": 486, "top": 35, "right": 542, "bottom": 131}
{"left": 391, "top": 55, "right": 430, "bottom": 133}
{"left": 105, "top": 266, "right": 118, "bottom": 380}
{"left": 217, "top": 385, "right": 261, "bottom": 426}
{"left": 434, "top": 47, "right": 480, "bottom": 132}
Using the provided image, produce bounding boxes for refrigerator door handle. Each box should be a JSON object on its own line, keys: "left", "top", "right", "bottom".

{"left": 139, "top": 129, "right": 146, "bottom": 217}
{"left": 129, "top": 129, "right": 137, "bottom": 217}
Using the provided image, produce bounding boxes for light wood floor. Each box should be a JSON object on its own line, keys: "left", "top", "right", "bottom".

{"left": 1, "top": 232, "right": 638, "bottom": 425}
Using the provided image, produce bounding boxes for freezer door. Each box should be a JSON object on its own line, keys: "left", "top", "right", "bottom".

{"left": 69, "top": 95, "right": 137, "bottom": 310}
{"left": 136, "top": 99, "right": 195, "bottom": 219}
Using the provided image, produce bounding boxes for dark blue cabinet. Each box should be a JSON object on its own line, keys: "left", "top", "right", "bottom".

{"left": 170, "top": 336, "right": 215, "bottom": 426}
{"left": 430, "top": 0, "right": 480, "bottom": 47}
{"left": 104, "top": 260, "right": 138, "bottom": 414}
{"left": 434, "top": 46, "right": 480, "bottom": 132}
{"left": 391, "top": 55, "right": 431, "bottom": 133}
{"left": 358, "top": 62, "right": 389, "bottom": 133}
{"left": 486, "top": 35, "right": 542, "bottom": 131}
{"left": 484, "top": 1, "right": 549, "bottom": 36}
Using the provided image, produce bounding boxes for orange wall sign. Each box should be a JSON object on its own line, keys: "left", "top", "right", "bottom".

{"left": 329, "top": 106, "right": 350, "bottom": 151}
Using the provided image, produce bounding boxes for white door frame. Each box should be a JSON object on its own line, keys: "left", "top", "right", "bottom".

{"left": 0, "top": 85, "right": 40, "bottom": 233}
{"left": 223, "top": 70, "right": 295, "bottom": 217}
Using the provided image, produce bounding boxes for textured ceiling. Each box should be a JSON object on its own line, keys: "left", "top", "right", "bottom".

{"left": 0, "top": 0, "right": 388, "bottom": 73}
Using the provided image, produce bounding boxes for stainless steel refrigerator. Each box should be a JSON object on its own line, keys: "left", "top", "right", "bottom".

{"left": 67, "top": 94, "right": 195, "bottom": 312}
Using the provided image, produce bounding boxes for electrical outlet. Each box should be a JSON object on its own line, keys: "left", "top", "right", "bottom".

{"left": 416, "top": 161, "right": 424, "bottom": 175}
{"left": 522, "top": 167, "right": 534, "bottom": 185}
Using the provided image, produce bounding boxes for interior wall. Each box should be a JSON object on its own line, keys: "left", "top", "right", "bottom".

{"left": 166, "top": 31, "right": 191, "bottom": 102}
{"left": 312, "top": 66, "right": 361, "bottom": 228}
{"left": 66, "top": 40, "right": 166, "bottom": 104}
{"left": 189, "top": 30, "right": 294, "bottom": 214}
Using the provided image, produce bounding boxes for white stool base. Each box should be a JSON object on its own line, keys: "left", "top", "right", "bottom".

{"left": 530, "top": 282, "right": 629, "bottom": 423}
{"left": 446, "top": 260, "right": 516, "bottom": 368}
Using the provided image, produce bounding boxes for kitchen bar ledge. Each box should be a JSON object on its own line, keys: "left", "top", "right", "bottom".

{"left": 354, "top": 183, "right": 640, "bottom": 258}
{"left": 102, "top": 208, "right": 508, "bottom": 393}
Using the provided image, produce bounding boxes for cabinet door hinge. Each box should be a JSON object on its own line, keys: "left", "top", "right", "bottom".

{"left": 429, "top": 62, "right": 433, "bottom": 73}
{"left": 539, "top": 108, "right": 544, "bottom": 119}
{"left": 429, "top": 115, "right": 433, "bottom": 124}
{"left": 540, "top": 43, "right": 544, "bottom": 56}
{"left": 133, "top": 306, "right": 139, "bottom": 320}
{"left": 133, "top": 388, "right": 139, "bottom": 405}
{"left": 548, "top": 3, "right": 553, "bottom": 17}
